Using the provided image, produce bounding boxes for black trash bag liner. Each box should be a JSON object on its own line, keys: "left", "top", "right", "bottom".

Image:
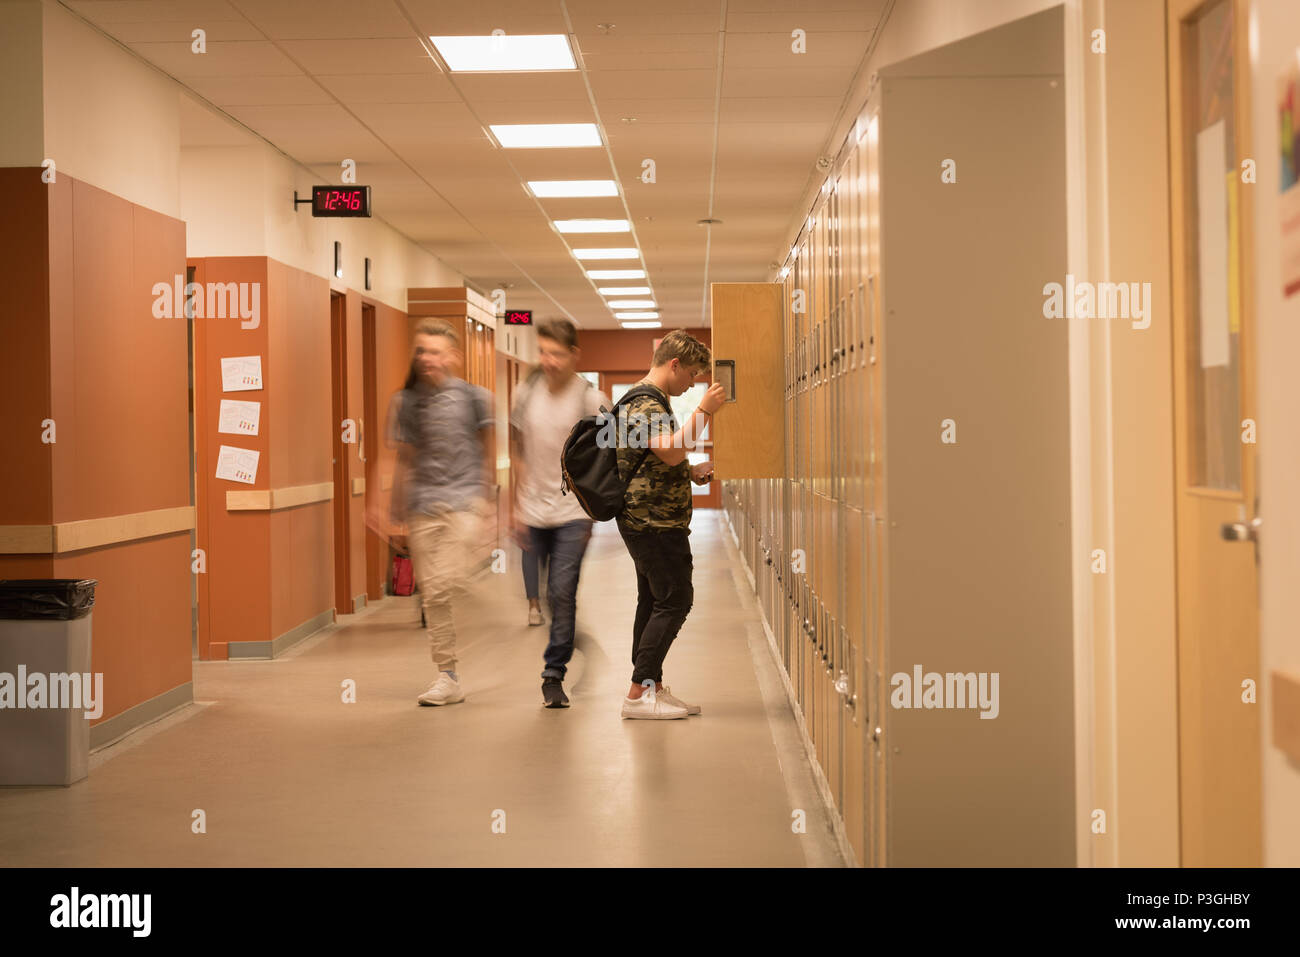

{"left": 0, "top": 580, "right": 98, "bottom": 620}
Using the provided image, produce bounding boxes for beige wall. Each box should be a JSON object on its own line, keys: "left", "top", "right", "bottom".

{"left": 0, "top": 0, "right": 44, "bottom": 167}
{"left": 1249, "top": 0, "right": 1300, "bottom": 868}
{"left": 179, "top": 132, "right": 463, "bottom": 315}
{"left": 42, "top": 1, "right": 181, "bottom": 217}
{"left": 31, "top": 0, "right": 461, "bottom": 313}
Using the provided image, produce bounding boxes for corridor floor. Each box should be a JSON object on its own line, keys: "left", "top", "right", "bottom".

{"left": 0, "top": 511, "right": 845, "bottom": 867}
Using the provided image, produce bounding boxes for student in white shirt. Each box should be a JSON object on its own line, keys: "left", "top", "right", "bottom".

{"left": 509, "top": 319, "right": 609, "bottom": 709}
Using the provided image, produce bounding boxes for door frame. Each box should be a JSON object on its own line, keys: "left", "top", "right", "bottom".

{"left": 329, "top": 291, "right": 351, "bottom": 614}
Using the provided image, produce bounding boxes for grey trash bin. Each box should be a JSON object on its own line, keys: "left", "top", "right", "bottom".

{"left": 0, "top": 579, "right": 97, "bottom": 786}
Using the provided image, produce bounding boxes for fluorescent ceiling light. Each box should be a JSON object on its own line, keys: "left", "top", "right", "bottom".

{"left": 572, "top": 248, "right": 639, "bottom": 260}
{"left": 620, "top": 321, "right": 661, "bottom": 329}
{"left": 528, "top": 180, "right": 618, "bottom": 198}
{"left": 491, "top": 123, "right": 600, "bottom": 148}
{"left": 598, "top": 286, "right": 651, "bottom": 295}
{"left": 587, "top": 269, "right": 645, "bottom": 279}
{"left": 430, "top": 34, "right": 576, "bottom": 72}
{"left": 608, "top": 300, "right": 656, "bottom": 308}
{"left": 553, "top": 219, "right": 630, "bottom": 233}
{"left": 615, "top": 312, "right": 659, "bottom": 320}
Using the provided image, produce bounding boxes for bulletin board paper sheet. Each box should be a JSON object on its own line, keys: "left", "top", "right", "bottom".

{"left": 215, "top": 445, "right": 260, "bottom": 485}
{"left": 218, "top": 399, "right": 260, "bottom": 436}
{"left": 1196, "top": 120, "right": 1231, "bottom": 369}
{"left": 221, "top": 355, "right": 263, "bottom": 392}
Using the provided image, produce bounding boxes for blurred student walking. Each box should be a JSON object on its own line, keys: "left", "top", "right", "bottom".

{"left": 390, "top": 319, "right": 495, "bottom": 706}
{"left": 510, "top": 319, "right": 609, "bottom": 708}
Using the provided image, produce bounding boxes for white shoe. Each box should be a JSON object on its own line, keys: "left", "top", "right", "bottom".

{"left": 418, "top": 672, "right": 465, "bottom": 706}
{"left": 621, "top": 689, "right": 688, "bottom": 720}
{"left": 528, "top": 607, "right": 544, "bottom": 626}
{"left": 659, "top": 685, "right": 701, "bottom": 715}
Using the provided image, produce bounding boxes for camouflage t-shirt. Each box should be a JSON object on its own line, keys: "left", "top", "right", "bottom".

{"left": 615, "top": 384, "right": 692, "bottom": 533}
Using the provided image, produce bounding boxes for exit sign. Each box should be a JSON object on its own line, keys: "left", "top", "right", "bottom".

{"left": 505, "top": 309, "right": 532, "bottom": 325}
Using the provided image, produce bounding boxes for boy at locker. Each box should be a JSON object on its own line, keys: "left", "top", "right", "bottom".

{"left": 616, "top": 330, "right": 725, "bottom": 719}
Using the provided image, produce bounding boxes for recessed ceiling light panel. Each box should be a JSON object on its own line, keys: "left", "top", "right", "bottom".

{"left": 430, "top": 34, "right": 576, "bottom": 72}
{"left": 528, "top": 180, "right": 618, "bottom": 197}
{"left": 615, "top": 311, "right": 659, "bottom": 319}
{"left": 553, "top": 219, "right": 630, "bottom": 233}
{"left": 491, "top": 124, "right": 601, "bottom": 148}
{"left": 608, "top": 300, "right": 656, "bottom": 308}
{"left": 572, "top": 248, "right": 639, "bottom": 260}
{"left": 597, "top": 286, "right": 651, "bottom": 295}
{"left": 587, "top": 269, "right": 646, "bottom": 279}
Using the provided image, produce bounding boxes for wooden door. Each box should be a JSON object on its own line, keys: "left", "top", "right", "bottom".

{"left": 1167, "top": 0, "right": 1262, "bottom": 866}
{"left": 329, "top": 292, "right": 351, "bottom": 613}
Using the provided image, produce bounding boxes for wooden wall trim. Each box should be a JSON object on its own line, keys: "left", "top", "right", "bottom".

{"left": 224, "top": 482, "right": 334, "bottom": 511}
{"left": 0, "top": 505, "right": 195, "bottom": 554}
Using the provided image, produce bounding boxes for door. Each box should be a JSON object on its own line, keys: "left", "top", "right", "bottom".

{"left": 361, "top": 303, "right": 382, "bottom": 601}
{"left": 1167, "top": 0, "right": 1262, "bottom": 866}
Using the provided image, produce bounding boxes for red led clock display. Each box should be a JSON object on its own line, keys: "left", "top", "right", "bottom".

{"left": 311, "top": 186, "right": 371, "bottom": 218}
{"left": 505, "top": 309, "right": 532, "bottom": 325}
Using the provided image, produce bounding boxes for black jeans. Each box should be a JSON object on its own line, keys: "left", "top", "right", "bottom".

{"left": 617, "top": 523, "right": 694, "bottom": 686}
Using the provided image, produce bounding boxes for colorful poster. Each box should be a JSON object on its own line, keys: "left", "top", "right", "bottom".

{"left": 1279, "top": 61, "right": 1300, "bottom": 298}
{"left": 215, "top": 445, "right": 259, "bottom": 485}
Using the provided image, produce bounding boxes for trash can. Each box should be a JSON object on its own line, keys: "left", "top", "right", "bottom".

{"left": 0, "top": 579, "right": 97, "bottom": 786}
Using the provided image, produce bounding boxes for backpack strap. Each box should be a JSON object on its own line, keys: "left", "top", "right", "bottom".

{"left": 613, "top": 384, "right": 674, "bottom": 481}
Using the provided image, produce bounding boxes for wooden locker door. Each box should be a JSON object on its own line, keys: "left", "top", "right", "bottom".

{"left": 710, "top": 283, "right": 784, "bottom": 479}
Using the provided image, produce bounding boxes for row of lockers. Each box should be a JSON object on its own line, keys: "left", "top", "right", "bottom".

{"left": 719, "top": 21, "right": 1078, "bottom": 866}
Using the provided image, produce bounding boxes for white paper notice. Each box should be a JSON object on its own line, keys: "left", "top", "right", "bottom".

{"left": 221, "top": 355, "right": 263, "bottom": 392}
{"left": 1197, "top": 120, "right": 1230, "bottom": 369}
{"left": 218, "top": 399, "right": 261, "bottom": 436}
{"left": 215, "top": 445, "right": 260, "bottom": 485}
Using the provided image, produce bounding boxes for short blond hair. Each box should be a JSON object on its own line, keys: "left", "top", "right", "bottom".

{"left": 652, "top": 329, "right": 711, "bottom": 370}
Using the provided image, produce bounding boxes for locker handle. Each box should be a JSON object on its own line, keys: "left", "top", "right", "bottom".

{"left": 714, "top": 359, "right": 737, "bottom": 402}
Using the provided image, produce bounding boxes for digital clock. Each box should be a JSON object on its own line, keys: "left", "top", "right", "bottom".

{"left": 505, "top": 309, "right": 532, "bottom": 325}
{"left": 311, "top": 186, "right": 371, "bottom": 218}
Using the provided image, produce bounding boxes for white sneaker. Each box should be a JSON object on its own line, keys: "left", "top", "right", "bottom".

{"left": 659, "top": 685, "right": 701, "bottom": 715}
{"left": 621, "top": 689, "right": 688, "bottom": 720}
{"left": 528, "top": 607, "right": 544, "bottom": 626}
{"left": 418, "top": 672, "right": 465, "bottom": 706}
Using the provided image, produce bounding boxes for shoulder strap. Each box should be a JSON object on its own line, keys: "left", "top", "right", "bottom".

{"left": 615, "top": 384, "right": 674, "bottom": 481}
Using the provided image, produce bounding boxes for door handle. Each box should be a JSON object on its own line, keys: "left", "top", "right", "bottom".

{"left": 1221, "top": 516, "right": 1261, "bottom": 543}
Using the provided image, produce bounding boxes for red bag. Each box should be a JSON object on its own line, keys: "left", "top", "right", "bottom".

{"left": 391, "top": 554, "right": 414, "bottom": 596}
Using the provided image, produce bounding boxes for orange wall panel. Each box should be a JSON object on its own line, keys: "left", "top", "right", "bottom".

{"left": 0, "top": 169, "right": 53, "bottom": 525}
{"left": 192, "top": 257, "right": 271, "bottom": 650}
{"left": 53, "top": 534, "right": 192, "bottom": 726}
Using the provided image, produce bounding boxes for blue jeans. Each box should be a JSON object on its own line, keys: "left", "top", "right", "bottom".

{"left": 522, "top": 520, "right": 593, "bottom": 680}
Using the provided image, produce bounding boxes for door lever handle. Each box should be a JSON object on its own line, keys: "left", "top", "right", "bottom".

{"left": 1221, "top": 516, "right": 1261, "bottom": 543}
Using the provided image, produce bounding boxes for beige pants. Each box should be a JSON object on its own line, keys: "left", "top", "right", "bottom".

{"left": 407, "top": 509, "right": 479, "bottom": 672}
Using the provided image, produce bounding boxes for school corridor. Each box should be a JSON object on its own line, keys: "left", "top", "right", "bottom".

{"left": 2, "top": 0, "right": 1300, "bottom": 876}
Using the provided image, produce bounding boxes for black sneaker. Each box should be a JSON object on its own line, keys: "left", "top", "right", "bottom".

{"left": 542, "top": 677, "right": 569, "bottom": 709}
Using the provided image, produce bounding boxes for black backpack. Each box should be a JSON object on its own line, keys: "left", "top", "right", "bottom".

{"left": 559, "top": 384, "right": 672, "bottom": 522}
